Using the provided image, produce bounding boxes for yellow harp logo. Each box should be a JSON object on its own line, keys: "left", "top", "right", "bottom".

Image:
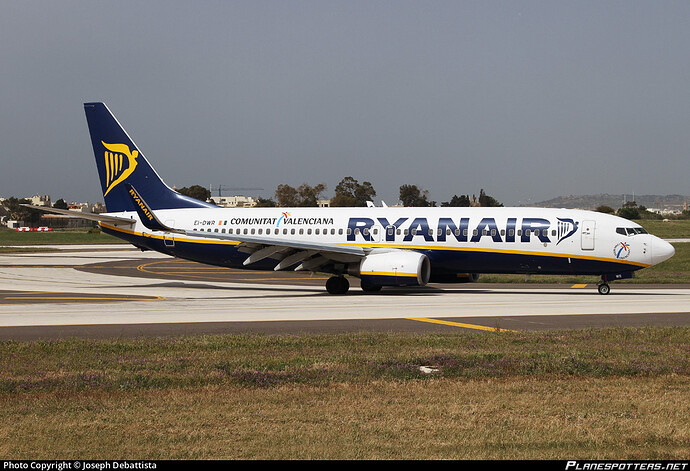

{"left": 102, "top": 141, "right": 139, "bottom": 196}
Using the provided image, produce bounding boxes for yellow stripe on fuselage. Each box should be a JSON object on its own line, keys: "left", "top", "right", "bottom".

{"left": 99, "top": 223, "right": 650, "bottom": 268}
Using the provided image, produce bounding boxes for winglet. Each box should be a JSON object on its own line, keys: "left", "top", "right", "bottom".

{"left": 125, "top": 184, "right": 184, "bottom": 234}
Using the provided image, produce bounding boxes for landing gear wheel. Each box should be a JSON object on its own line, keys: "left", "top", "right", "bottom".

{"left": 597, "top": 283, "right": 610, "bottom": 295}
{"left": 326, "top": 276, "right": 349, "bottom": 295}
{"left": 361, "top": 282, "right": 382, "bottom": 293}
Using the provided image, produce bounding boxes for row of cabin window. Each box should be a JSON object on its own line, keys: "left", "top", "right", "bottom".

{"left": 197, "top": 226, "right": 557, "bottom": 238}
{"left": 200, "top": 227, "right": 344, "bottom": 236}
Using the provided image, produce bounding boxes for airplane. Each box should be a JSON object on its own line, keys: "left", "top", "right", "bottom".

{"left": 25, "top": 102, "right": 675, "bottom": 295}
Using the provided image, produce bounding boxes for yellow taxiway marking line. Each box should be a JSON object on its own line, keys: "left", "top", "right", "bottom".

{"left": 571, "top": 284, "right": 588, "bottom": 288}
{"left": 408, "top": 317, "right": 516, "bottom": 332}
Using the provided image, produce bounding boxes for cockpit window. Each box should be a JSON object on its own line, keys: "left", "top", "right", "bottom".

{"left": 616, "top": 227, "right": 648, "bottom": 236}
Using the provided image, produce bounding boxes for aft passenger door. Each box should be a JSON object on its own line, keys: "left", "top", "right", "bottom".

{"left": 581, "top": 220, "right": 595, "bottom": 250}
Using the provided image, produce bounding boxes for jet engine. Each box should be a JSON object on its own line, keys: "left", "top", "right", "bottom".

{"left": 353, "top": 251, "right": 431, "bottom": 288}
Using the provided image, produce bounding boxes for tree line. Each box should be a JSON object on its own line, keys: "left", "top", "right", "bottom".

{"left": 177, "top": 177, "right": 504, "bottom": 208}
{"left": 596, "top": 201, "right": 690, "bottom": 220}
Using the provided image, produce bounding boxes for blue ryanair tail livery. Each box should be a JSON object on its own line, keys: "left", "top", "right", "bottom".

{"left": 26, "top": 103, "right": 675, "bottom": 295}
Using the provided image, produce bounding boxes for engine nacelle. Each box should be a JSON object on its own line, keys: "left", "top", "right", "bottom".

{"left": 356, "top": 251, "right": 431, "bottom": 287}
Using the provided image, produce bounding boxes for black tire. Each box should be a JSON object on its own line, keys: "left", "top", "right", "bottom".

{"left": 361, "top": 282, "right": 382, "bottom": 293}
{"left": 326, "top": 276, "right": 349, "bottom": 295}
{"left": 598, "top": 283, "right": 610, "bottom": 295}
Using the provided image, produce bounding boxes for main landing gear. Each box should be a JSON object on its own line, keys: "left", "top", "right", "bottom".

{"left": 326, "top": 276, "right": 349, "bottom": 295}
{"left": 325, "top": 276, "right": 383, "bottom": 294}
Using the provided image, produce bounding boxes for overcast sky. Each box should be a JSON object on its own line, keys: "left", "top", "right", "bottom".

{"left": 1, "top": 1, "right": 689, "bottom": 206}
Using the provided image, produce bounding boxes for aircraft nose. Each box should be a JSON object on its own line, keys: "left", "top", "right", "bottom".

{"left": 650, "top": 237, "right": 675, "bottom": 265}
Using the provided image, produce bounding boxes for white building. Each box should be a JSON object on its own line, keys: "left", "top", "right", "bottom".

{"left": 209, "top": 195, "right": 257, "bottom": 208}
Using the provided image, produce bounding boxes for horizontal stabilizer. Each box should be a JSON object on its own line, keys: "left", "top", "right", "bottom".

{"left": 20, "top": 204, "right": 134, "bottom": 225}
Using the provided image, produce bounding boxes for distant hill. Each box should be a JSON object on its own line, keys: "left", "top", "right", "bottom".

{"left": 526, "top": 194, "right": 689, "bottom": 211}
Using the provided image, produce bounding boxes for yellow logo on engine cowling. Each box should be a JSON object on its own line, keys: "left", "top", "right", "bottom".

{"left": 102, "top": 141, "right": 138, "bottom": 196}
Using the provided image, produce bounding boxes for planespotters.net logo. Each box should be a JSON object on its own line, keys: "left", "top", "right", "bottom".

{"left": 565, "top": 460, "right": 688, "bottom": 470}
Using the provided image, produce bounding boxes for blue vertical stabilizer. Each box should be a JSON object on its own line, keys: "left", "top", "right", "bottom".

{"left": 84, "top": 102, "right": 215, "bottom": 212}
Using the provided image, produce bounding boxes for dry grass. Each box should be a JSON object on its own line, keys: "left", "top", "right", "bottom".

{"left": 0, "top": 328, "right": 688, "bottom": 459}
{"left": 0, "top": 377, "right": 687, "bottom": 459}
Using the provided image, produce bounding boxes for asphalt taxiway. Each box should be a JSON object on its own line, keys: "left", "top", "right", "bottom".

{"left": 0, "top": 245, "right": 689, "bottom": 339}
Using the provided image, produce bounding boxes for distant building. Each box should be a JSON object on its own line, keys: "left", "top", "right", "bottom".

{"left": 68, "top": 203, "right": 92, "bottom": 213}
{"left": 209, "top": 195, "right": 257, "bottom": 208}
{"left": 28, "top": 194, "right": 51, "bottom": 207}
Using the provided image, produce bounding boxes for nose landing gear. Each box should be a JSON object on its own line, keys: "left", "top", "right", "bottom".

{"left": 597, "top": 272, "right": 633, "bottom": 295}
{"left": 597, "top": 281, "right": 610, "bottom": 295}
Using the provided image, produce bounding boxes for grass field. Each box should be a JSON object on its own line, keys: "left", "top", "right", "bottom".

{"left": 0, "top": 328, "right": 688, "bottom": 459}
{"left": 0, "top": 227, "right": 126, "bottom": 246}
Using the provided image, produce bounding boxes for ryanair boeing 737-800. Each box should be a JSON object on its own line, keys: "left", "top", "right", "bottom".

{"left": 26, "top": 103, "right": 675, "bottom": 295}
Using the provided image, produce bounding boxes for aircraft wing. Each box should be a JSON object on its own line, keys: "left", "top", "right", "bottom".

{"left": 20, "top": 204, "right": 135, "bottom": 225}
{"left": 124, "top": 184, "right": 378, "bottom": 272}
{"left": 185, "top": 229, "right": 370, "bottom": 271}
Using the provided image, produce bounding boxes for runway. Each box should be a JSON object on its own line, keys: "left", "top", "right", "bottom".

{"left": 0, "top": 245, "right": 689, "bottom": 339}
